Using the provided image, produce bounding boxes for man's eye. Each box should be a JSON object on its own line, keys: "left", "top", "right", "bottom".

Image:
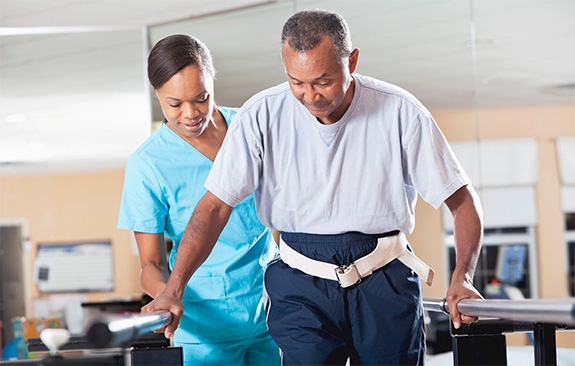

{"left": 169, "top": 103, "right": 181, "bottom": 108}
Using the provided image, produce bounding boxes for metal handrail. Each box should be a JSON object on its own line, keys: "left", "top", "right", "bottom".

{"left": 423, "top": 297, "right": 575, "bottom": 325}
{"left": 86, "top": 311, "right": 172, "bottom": 348}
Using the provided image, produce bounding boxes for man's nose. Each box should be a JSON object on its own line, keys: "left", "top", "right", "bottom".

{"left": 302, "top": 84, "right": 321, "bottom": 104}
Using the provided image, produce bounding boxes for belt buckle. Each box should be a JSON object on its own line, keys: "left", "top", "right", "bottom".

{"left": 335, "top": 263, "right": 361, "bottom": 288}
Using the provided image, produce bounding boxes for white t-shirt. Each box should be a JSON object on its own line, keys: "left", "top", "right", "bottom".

{"left": 205, "top": 74, "right": 470, "bottom": 235}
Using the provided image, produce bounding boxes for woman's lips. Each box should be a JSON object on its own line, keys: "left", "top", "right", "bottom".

{"left": 181, "top": 119, "right": 202, "bottom": 132}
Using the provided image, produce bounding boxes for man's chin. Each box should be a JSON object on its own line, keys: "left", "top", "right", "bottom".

{"left": 305, "top": 107, "right": 329, "bottom": 118}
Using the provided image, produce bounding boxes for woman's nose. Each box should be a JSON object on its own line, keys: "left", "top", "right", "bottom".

{"left": 182, "top": 103, "right": 198, "bottom": 119}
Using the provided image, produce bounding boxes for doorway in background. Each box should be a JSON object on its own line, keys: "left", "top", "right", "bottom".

{"left": 0, "top": 222, "right": 27, "bottom": 351}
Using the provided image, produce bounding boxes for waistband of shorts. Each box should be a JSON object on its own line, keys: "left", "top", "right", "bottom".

{"left": 280, "top": 230, "right": 400, "bottom": 246}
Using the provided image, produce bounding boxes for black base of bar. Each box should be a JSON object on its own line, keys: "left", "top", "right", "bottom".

{"left": 452, "top": 334, "right": 507, "bottom": 366}
{"left": 449, "top": 319, "right": 560, "bottom": 366}
{"left": 131, "top": 347, "right": 183, "bottom": 366}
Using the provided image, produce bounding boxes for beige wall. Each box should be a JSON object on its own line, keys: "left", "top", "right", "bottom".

{"left": 0, "top": 105, "right": 573, "bottom": 347}
{"left": 0, "top": 170, "right": 142, "bottom": 304}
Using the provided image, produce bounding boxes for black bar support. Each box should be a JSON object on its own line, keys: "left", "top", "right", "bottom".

{"left": 452, "top": 333, "right": 507, "bottom": 366}
{"left": 533, "top": 323, "right": 557, "bottom": 366}
{"left": 450, "top": 319, "right": 511, "bottom": 366}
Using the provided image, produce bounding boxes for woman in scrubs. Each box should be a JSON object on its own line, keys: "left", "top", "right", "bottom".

{"left": 118, "top": 34, "right": 279, "bottom": 365}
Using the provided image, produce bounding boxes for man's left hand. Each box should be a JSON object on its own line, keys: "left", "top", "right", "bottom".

{"left": 445, "top": 274, "right": 484, "bottom": 329}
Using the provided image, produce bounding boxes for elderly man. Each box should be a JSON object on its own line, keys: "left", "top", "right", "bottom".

{"left": 144, "top": 9, "right": 483, "bottom": 365}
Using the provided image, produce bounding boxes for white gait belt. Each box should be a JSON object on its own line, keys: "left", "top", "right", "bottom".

{"left": 279, "top": 233, "right": 434, "bottom": 288}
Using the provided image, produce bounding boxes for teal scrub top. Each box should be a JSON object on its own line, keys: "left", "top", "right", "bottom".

{"left": 118, "top": 107, "right": 277, "bottom": 343}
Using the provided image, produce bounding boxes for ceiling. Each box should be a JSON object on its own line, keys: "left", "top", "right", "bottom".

{"left": 0, "top": 0, "right": 574, "bottom": 176}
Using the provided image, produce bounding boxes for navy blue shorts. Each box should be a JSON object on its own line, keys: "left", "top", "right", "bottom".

{"left": 264, "top": 232, "right": 425, "bottom": 365}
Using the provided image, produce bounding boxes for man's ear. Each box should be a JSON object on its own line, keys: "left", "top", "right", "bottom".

{"left": 349, "top": 48, "right": 359, "bottom": 73}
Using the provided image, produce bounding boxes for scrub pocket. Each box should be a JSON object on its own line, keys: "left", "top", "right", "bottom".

{"left": 179, "top": 274, "right": 231, "bottom": 340}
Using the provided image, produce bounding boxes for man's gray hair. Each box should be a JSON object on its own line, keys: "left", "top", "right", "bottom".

{"left": 280, "top": 9, "right": 352, "bottom": 63}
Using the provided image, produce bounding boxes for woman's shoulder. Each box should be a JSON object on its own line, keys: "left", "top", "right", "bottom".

{"left": 128, "top": 124, "right": 180, "bottom": 167}
{"left": 217, "top": 106, "right": 239, "bottom": 125}
{"left": 132, "top": 124, "right": 168, "bottom": 154}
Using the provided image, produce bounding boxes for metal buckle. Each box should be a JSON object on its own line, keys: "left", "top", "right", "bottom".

{"left": 334, "top": 263, "right": 361, "bottom": 288}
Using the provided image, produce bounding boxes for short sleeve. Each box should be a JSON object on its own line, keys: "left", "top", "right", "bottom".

{"left": 204, "top": 111, "right": 263, "bottom": 207}
{"left": 404, "top": 113, "right": 471, "bottom": 209}
{"left": 117, "top": 154, "right": 168, "bottom": 233}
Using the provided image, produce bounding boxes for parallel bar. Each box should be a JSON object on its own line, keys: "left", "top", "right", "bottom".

{"left": 422, "top": 298, "right": 450, "bottom": 314}
{"left": 423, "top": 298, "right": 575, "bottom": 325}
{"left": 86, "top": 311, "right": 172, "bottom": 348}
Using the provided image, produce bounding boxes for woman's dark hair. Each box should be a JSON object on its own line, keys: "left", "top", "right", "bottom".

{"left": 147, "top": 34, "right": 215, "bottom": 90}
{"left": 280, "top": 9, "right": 352, "bottom": 64}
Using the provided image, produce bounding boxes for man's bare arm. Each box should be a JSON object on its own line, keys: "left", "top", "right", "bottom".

{"left": 141, "top": 191, "right": 233, "bottom": 338}
{"left": 444, "top": 185, "right": 484, "bottom": 328}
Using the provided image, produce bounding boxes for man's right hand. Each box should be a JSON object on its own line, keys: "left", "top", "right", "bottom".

{"left": 141, "top": 292, "right": 184, "bottom": 339}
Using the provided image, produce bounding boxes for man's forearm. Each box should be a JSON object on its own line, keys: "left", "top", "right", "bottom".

{"left": 163, "top": 191, "right": 233, "bottom": 299}
{"left": 445, "top": 185, "right": 485, "bottom": 327}
{"left": 447, "top": 186, "right": 483, "bottom": 280}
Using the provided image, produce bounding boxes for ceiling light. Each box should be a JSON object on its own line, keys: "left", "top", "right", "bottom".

{"left": 4, "top": 113, "right": 26, "bottom": 124}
